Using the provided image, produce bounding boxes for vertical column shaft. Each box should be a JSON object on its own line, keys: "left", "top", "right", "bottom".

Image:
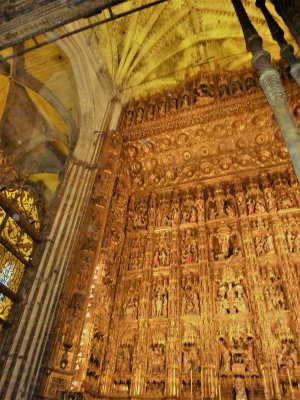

{"left": 256, "top": 0, "right": 300, "bottom": 86}
{"left": 271, "top": 0, "right": 300, "bottom": 49}
{"left": 232, "top": 0, "right": 300, "bottom": 182}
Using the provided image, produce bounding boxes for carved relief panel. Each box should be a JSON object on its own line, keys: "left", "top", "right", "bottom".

{"left": 217, "top": 323, "right": 258, "bottom": 376}
{"left": 181, "top": 272, "right": 200, "bottom": 316}
{"left": 260, "top": 262, "right": 287, "bottom": 312}
{"left": 153, "top": 231, "right": 172, "bottom": 268}
{"left": 180, "top": 228, "right": 199, "bottom": 265}
{"left": 209, "top": 222, "right": 241, "bottom": 261}
{"left": 127, "top": 234, "right": 147, "bottom": 271}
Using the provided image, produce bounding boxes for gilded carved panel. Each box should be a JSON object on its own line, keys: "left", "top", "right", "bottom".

{"left": 44, "top": 71, "right": 300, "bottom": 399}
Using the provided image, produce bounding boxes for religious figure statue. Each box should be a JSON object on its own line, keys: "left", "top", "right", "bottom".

{"left": 219, "top": 337, "right": 231, "bottom": 373}
{"left": 247, "top": 198, "right": 255, "bottom": 214}
{"left": 155, "top": 294, "right": 163, "bottom": 317}
{"left": 234, "top": 377, "right": 248, "bottom": 400}
{"left": 209, "top": 204, "right": 218, "bottom": 220}
{"left": 123, "top": 289, "right": 138, "bottom": 319}
{"left": 255, "top": 199, "right": 266, "bottom": 213}
{"left": 158, "top": 100, "right": 166, "bottom": 117}
{"left": 295, "top": 189, "right": 300, "bottom": 207}
{"left": 149, "top": 345, "right": 166, "bottom": 374}
{"left": 116, "top": 345, "right": 133, "bottom": 374}
{"left": 236, "top": 193, "right": 247, "bottom": 216}
{"left": 152, "top": 280, "right": 168, "bottom": 317}
{"left": 265, "top": 190, "right": 277, "bottom": 211}
{"left": 190, "top": 207, "right": 197, "bottom": 222}
{"left": 170, "top": 96, "right": 178, "bottom": 114}
{"left": 171, "top": 206, "right": 180, "bottom": 225}
{"left": 181, "top": 93, "right": 190, "bottom": 109}
{"left": 153, "top": 251, "right": 160, "bottom": 267}
{"left": 277, "top": 340, "right": 299, "bottom": 370}
{"left": 294, "top": 233, "right": 300, "bottom": 252}
{"left": 125, "top": 108, "right": 133, "bottom": 126}
{"left": 225, "top": 203, "right": 236, "bottom": 217}
{"left": 147, "top": 103, "right": 155, "bottom": 120}
{"left": 136, "top": 107, "right": 144, "bottom": 123}
{"left": 217, "top": 281, "right": 247, "bottom": 314}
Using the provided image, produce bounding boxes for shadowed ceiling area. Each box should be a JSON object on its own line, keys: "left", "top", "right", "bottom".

{"left": 0, "top": 41, "right": 78, "bottom": 204}
{"left": 87, "top": 0, "right": 297, "bottom": 98}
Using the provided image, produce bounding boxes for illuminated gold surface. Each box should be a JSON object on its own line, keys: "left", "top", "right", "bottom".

{"left": 43, "top": 70, "right": 300, "bottom": 399}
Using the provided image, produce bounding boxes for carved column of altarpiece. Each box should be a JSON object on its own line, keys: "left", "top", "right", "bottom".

{"left": 42, "top": 68, "right": 300, "bottom": 400}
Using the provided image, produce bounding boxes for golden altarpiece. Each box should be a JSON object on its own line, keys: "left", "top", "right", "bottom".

{"left": 43, "top": 66, "right": 300, "bottom": 400}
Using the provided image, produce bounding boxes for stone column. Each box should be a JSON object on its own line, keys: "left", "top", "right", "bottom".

{"left": 232, "top": 0, "right": 300, "bottom": 182}
{"left": 256, "top": 0, "right": 300, "bottom": 86}
{"left": 0, "top": 29, "right": 122, "bottom": 400}
{"left": 271, "top": 0, "right": 300, "bottom": 49}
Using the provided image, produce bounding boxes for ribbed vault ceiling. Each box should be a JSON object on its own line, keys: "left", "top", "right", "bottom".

{"left": 0, "top": 42, "right": 78, "bottom": 203}
{"left": 88, "top": 0, "right": 297, "bottom": 98}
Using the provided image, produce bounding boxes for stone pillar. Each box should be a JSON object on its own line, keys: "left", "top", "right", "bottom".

{"left": 232, "top": 0, "right": 300, "bottom": 182}
{"left": 271, "top": 0, "right": 300, "bottom": 49}
{"left": 0, "top": 28, "right": 122, "bottom": 400}
{"left": 256, "top": 0, "right": 300, "bottom": 86}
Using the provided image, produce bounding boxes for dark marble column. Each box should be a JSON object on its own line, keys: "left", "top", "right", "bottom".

{"left": 256, "top": 0, "right": 300, "bottom": 86}
{"left": 271, "top": 0, "right": 300, "bottom": 49}
{"left": 232, "top": 0, "right": 300, "bottom": 182}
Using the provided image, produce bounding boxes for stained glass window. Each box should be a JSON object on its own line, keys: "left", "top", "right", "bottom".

{"left": 0, "top": 187, "right": 41, "bottom": 322}
{"left": 0, "top": 295, "right": 12, "bottom": 322}
{"left": 0, "top": 245, "right": 24, "bottom": 293}
{"left": 0, "top": 261, "right": 16, "bottom": 321}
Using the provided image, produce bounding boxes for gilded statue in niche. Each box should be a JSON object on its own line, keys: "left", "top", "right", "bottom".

{"left": 244, "top": 179, "right": 267, "bottom": 215}
{"left": 145, "top": 381, "right": 165, "bottom": 396}
{"left": 86, "top": 329, "right": 103, "bottom": 380}
{"left": 128, "top": 236, "right": 146, "bottom": 270}
{"left": 254, "top": 233, "right": 275, "bottom": 257}
{"left": 274, "top": 174, "right": 298, "bottom": 210}
{"left": 277, "top": 339, "right": 299, "bottom": 370}
{"left": 218, "top": 326, "right": 257, "bottom": 376}
{"left": 181, "top": 190, "right": 198, "bottom": 224}
{"left": 146, "top": 102, "right": 155, "bottom": 121}
{"left": 181, "top": 273, "right": 200, "bottom": 315}
{"left": 234, "top": 377, "right": 248, "bottom": 400}
{"left": 261, "top": 264, "right": 286, "bottom": 311}
{"left": 127, "top": 196, "right": 149, "bottom": 230}
{"left": 121, "top": 284, "right": 139, "bottom": 319}
{"left": 136, "top": 104, "right": 144, "bottom": 124}
{"left": 181, "top": 323, "right": 201, "bottom": 373}
{"left": 206, "top": 186, "right": 237, "bottom": 220}
{"left": 271, "top": 318, "right": 300, "bottom": 372}
{"left": 153, "top": 232, "right": 171, "bottom": 268}
{"left": 152, "top": 277, "right": 168, "bottom": 318}
{"left": 217, "top": 280, "right": 248, "bottom": 315}
{"left": 180, "top": 228, "right": 198, "bottom": 265}
{"left": 115, "top": 344, "right": 133, "bottom": 374}
{"left": 182, "top": 344, "right": 200, "bottom": 373}
{"left": 210, "top": 222, "right": 241, "bottom": 261}
{"left": 112, "top": 379, "right": 130, "bottom": 394}
{"left": 265, "top": 188, "right": 277, "bottom": 211}
{"left": 181, "top": 92, "right": 190, "bottom": 110}
{"left": 147, "top": 331, "right": 167, "bottom": 375}
{"left": 158, "top": 98, "right": 166, "bottom": 117}
{"left": 169, "top": 94, "right": 178, "bottom": 114}
{"left": 181, "top": 378, "right": 201, "bottom": 396}
{"left": 148, "top": 344, "right": 166, "bottom": 374}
